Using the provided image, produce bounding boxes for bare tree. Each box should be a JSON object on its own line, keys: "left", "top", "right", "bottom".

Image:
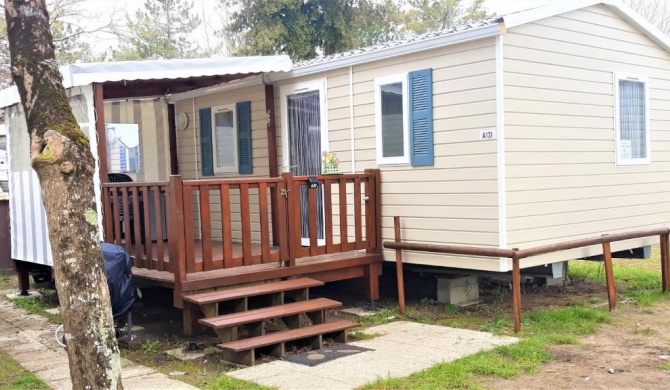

{"left": 0, "top": 0, "right": 121, "bottom": 87}
{"left": 625, "top": 0, "right": 670, "bottom": 35}
{"left": 4, "top": 0, "right": 122, "bottom": 388}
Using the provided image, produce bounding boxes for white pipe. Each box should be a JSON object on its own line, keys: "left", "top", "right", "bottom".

{"left": 349, "top": 65, "right": 356, "bottom": 173}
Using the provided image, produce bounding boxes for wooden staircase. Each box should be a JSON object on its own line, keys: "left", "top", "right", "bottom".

{"left": 182, "top": 277, "right": 358, "bottom": 365}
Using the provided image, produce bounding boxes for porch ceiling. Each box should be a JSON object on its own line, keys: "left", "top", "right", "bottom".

{"left": 101, "top": 73, "right": 256, "bottom": 100}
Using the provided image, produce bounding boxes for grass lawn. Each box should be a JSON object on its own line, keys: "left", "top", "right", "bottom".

{"left": 0, "top": 349, "right": 49, "bottom": 390}
{"left": 361, "top": 249, "right": 670, "bottom": 390}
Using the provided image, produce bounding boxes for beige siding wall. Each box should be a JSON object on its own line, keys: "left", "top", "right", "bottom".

{"left": 173, "top": 85, "right": 272, "bottom": 242}
{"left": 503, "top": 5, "right": 670, "bottom": 266}
{"left": 274, "top": 38, "right": 500, "bottom": 269}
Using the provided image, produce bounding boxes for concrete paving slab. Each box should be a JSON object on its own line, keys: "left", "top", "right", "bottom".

{"left": 229, "top": 321, "right": 518, "bottom": 389}
{"left": 5, "top": 291, "right": 42, "bottom": 300}
{"left": 123, "top": 372, "right": 198, "bottom": 389}
{"left": 340, "top": 307, "right": 376, "bottom": 317}
{"left": 0, "top": 297, "right": 198, "bottom": 390}
{"left": 45, "top": 307, "right": 61, "bottom": 315}
{"left": 38, "top": 366, "right": 72, "bottom": 382}
{"left": 165, "top": 346, "right": 207, "bottom": 361}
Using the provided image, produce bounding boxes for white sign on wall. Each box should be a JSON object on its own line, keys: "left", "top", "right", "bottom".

{"left": 479, "top": 129, "right": 497, "bottom": 140}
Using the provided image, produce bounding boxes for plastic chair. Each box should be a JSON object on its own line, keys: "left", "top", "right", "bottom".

{"left": 108, "top": 173, "right": 133, "bottom": 183}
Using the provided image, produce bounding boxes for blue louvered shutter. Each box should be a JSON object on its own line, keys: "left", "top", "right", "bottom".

{"left": 199, "top": 107, "right": 214, "bottom": 176}
{"left": 237, "top": 101, "right": 253, "bottom": 174}
{"left": 409, "top": 68, "right": 434, "bottom": 166}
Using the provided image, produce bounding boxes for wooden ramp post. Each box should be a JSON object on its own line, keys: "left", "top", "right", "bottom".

{"left": 602, "top": 239, "right": 617, "bottom": 311}
{"left": 661, "top": 233, "right": 670, "bottom": 292}
{"left": 393, "top": 216, "right": 406, "bottom": 316}
{"left": 511, "top": 249, "right": 522, "bottom": 333}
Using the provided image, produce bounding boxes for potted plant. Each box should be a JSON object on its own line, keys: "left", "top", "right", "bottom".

{"left": 322, "top": 151, "right": 340, "bottom": 175}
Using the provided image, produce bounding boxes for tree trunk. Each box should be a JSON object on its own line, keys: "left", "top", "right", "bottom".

{"left": 4, "top": 1, "right": 123, "bottom": 388}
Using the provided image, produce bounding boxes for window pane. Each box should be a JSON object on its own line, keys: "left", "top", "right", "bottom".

{"left": 381, "top": 82, "right": 404, "bottom": 158}
{"left": 106, "top": 123, "right": 141, "bottom": 175}
{"left": 619, "top": 80, "right": 646, "bottom": 159}
{"left": 214, "top": 110, "right": 236, "bottom": 169}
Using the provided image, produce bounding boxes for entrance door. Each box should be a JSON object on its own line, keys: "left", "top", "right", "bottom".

{"left": 281, "top": 80, "right": 328, "bottom": 245}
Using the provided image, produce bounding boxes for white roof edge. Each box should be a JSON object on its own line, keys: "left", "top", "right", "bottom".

{"left": 265, "top": 23, "right": 502, "bottom": 82}
{"left": 503, "top": 0, "right": 670, "bottom": 54}
{"left": 168, "top": 74, "right": 265, "bottom": 102}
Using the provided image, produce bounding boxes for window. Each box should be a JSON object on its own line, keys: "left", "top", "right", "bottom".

{"left": 199, "top": 101, "right": 252, "bottom": 176}
{"left": 375, "top": 69, "right": 434, "bottom": 167}
{"left": 615, "top": 73, "right": 650, "bottom": 165}
{"left": 211, "top": 104, "right": 238, "bottom": 173}
{"left": 105, "top": 123, "right": 141, "bottom": 174}
{"left": 375, "top": 74, "right": 409, "bottom": 165}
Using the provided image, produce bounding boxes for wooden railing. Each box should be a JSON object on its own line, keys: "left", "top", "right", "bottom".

{"left": 386, "top": 216, "right": 670, "bottom": 333}
{"left": 101, "top": 181, "right": 171, "bottom": 271}
{"left": 101, "top": 169, "right": 382, "bottom": 282}
{"left": 285, "top": 170, "right": 381, "bottom": 263}
{"left": 180, "top": 177, "right": 289, "bottom": 272}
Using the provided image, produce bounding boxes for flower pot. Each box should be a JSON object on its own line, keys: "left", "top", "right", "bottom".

{"left": 324, "top": 167, "right": 341, "bottom": 175}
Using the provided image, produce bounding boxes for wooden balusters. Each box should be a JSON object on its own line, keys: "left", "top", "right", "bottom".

{"left": 324, "top": 179, "right": 335, "bottom": 253}
{"left": 219, "top": 184, "right": 235, "bottom": 268}
{"left": 283, "top": 173, "right": 298, "bottom": 267}
{"left": 353, "top": 178, "right": 363, "bottom": 249}
{"left": 153, "top": 186, "right": 166, "bottom": 271}
{"left": 338, "top": 180, "right": 349, "bottom": 251}
{"left": 259, "top": 182, "right": 271, "bottom": 263}
{"left": 239, "top": 183, "right": 253, "bottom": 266}
{"left": 200, "top": 187, "right": 213, "bottom": 271}
{"left": 182, "top": 183, "right": 196, "bottom": 273}
{"left": 141, "top": 186, "right": 152, "bottom": 268}
{"left": 102, "top": 188, "right": 113, "bottom": 242}
{"left": 120, "top": 186, "right": 132, "bottom": 256}
{"left": 307, "top": 184, "right": 318, "bottom": 255}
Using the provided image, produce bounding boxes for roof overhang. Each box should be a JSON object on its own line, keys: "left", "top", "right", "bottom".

{"left": 502, "top": 0, "right": 670, "bottom": 54}
{"left": 265, "top": 23, "right": 504, "bottom": 82}
{"left": 0, "top": 56, "right": 292, "bottom": 108}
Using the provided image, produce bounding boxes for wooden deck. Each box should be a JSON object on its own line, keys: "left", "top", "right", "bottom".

{"left": 103, "top": 172, "right": 383, "bottom": 311}
{"left": 133, "top": 248, "right": 381, "bottom": 294}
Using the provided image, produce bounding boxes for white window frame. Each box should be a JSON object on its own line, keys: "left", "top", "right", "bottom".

{"left": 211, "top": 104, "right": 238, "bottom": 174}
{"left": 614, "top": 72, "right": 651, "bottom": 166}
{"left": 375, "top": 73, "right": 410, "bottom": 165}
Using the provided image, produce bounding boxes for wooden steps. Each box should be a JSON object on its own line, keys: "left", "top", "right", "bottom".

{"left": 184, "top": 278, "right": 324, "bottom": 305}
{"left": 199, "top": 298, "right": 342, "bottom": 328}
{"left": 182, "top": 277, "right": 358, "bottom": 365}
{"left": 219, "top": 320, "right": 358, "bottom": 366}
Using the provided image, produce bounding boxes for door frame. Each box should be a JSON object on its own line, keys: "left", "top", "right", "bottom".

{"left": 279, "top": 78, "right": 329, "bottom": 246}
{"left": 279, "top": 78, "right": 329, "bottom": 173}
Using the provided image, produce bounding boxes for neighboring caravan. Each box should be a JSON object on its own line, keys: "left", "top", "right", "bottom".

{"left": 2, "top": 0, "right": 669, "bottom": 309}
{"left": 0, "top": 124, "right": 7, "bottom": 192}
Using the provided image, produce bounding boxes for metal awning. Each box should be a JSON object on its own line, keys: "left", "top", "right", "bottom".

{"left": 0, "top": 55, "right": 293, "bottom": 107}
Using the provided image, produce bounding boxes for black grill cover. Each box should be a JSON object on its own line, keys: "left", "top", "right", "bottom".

{"left": 102, "top": 243, "right": 136, "bottom": 317}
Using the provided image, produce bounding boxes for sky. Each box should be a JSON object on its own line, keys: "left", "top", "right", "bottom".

{"left": 80, "top": 0, "right": 559, "bottom": 54}
{"left": 81, "top": 0, "right": 558, "bottom": 14}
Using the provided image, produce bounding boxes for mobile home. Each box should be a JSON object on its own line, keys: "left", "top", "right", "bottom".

{"left": 2, "top": 0, "right": 668, "bottom": 340}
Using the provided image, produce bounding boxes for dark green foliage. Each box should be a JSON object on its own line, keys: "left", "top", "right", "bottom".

{"left": 222, "top": 0, "right": 401, "bottom": 60}
{"left": 222, "top": 0, "right": 492, "bottom": 61}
